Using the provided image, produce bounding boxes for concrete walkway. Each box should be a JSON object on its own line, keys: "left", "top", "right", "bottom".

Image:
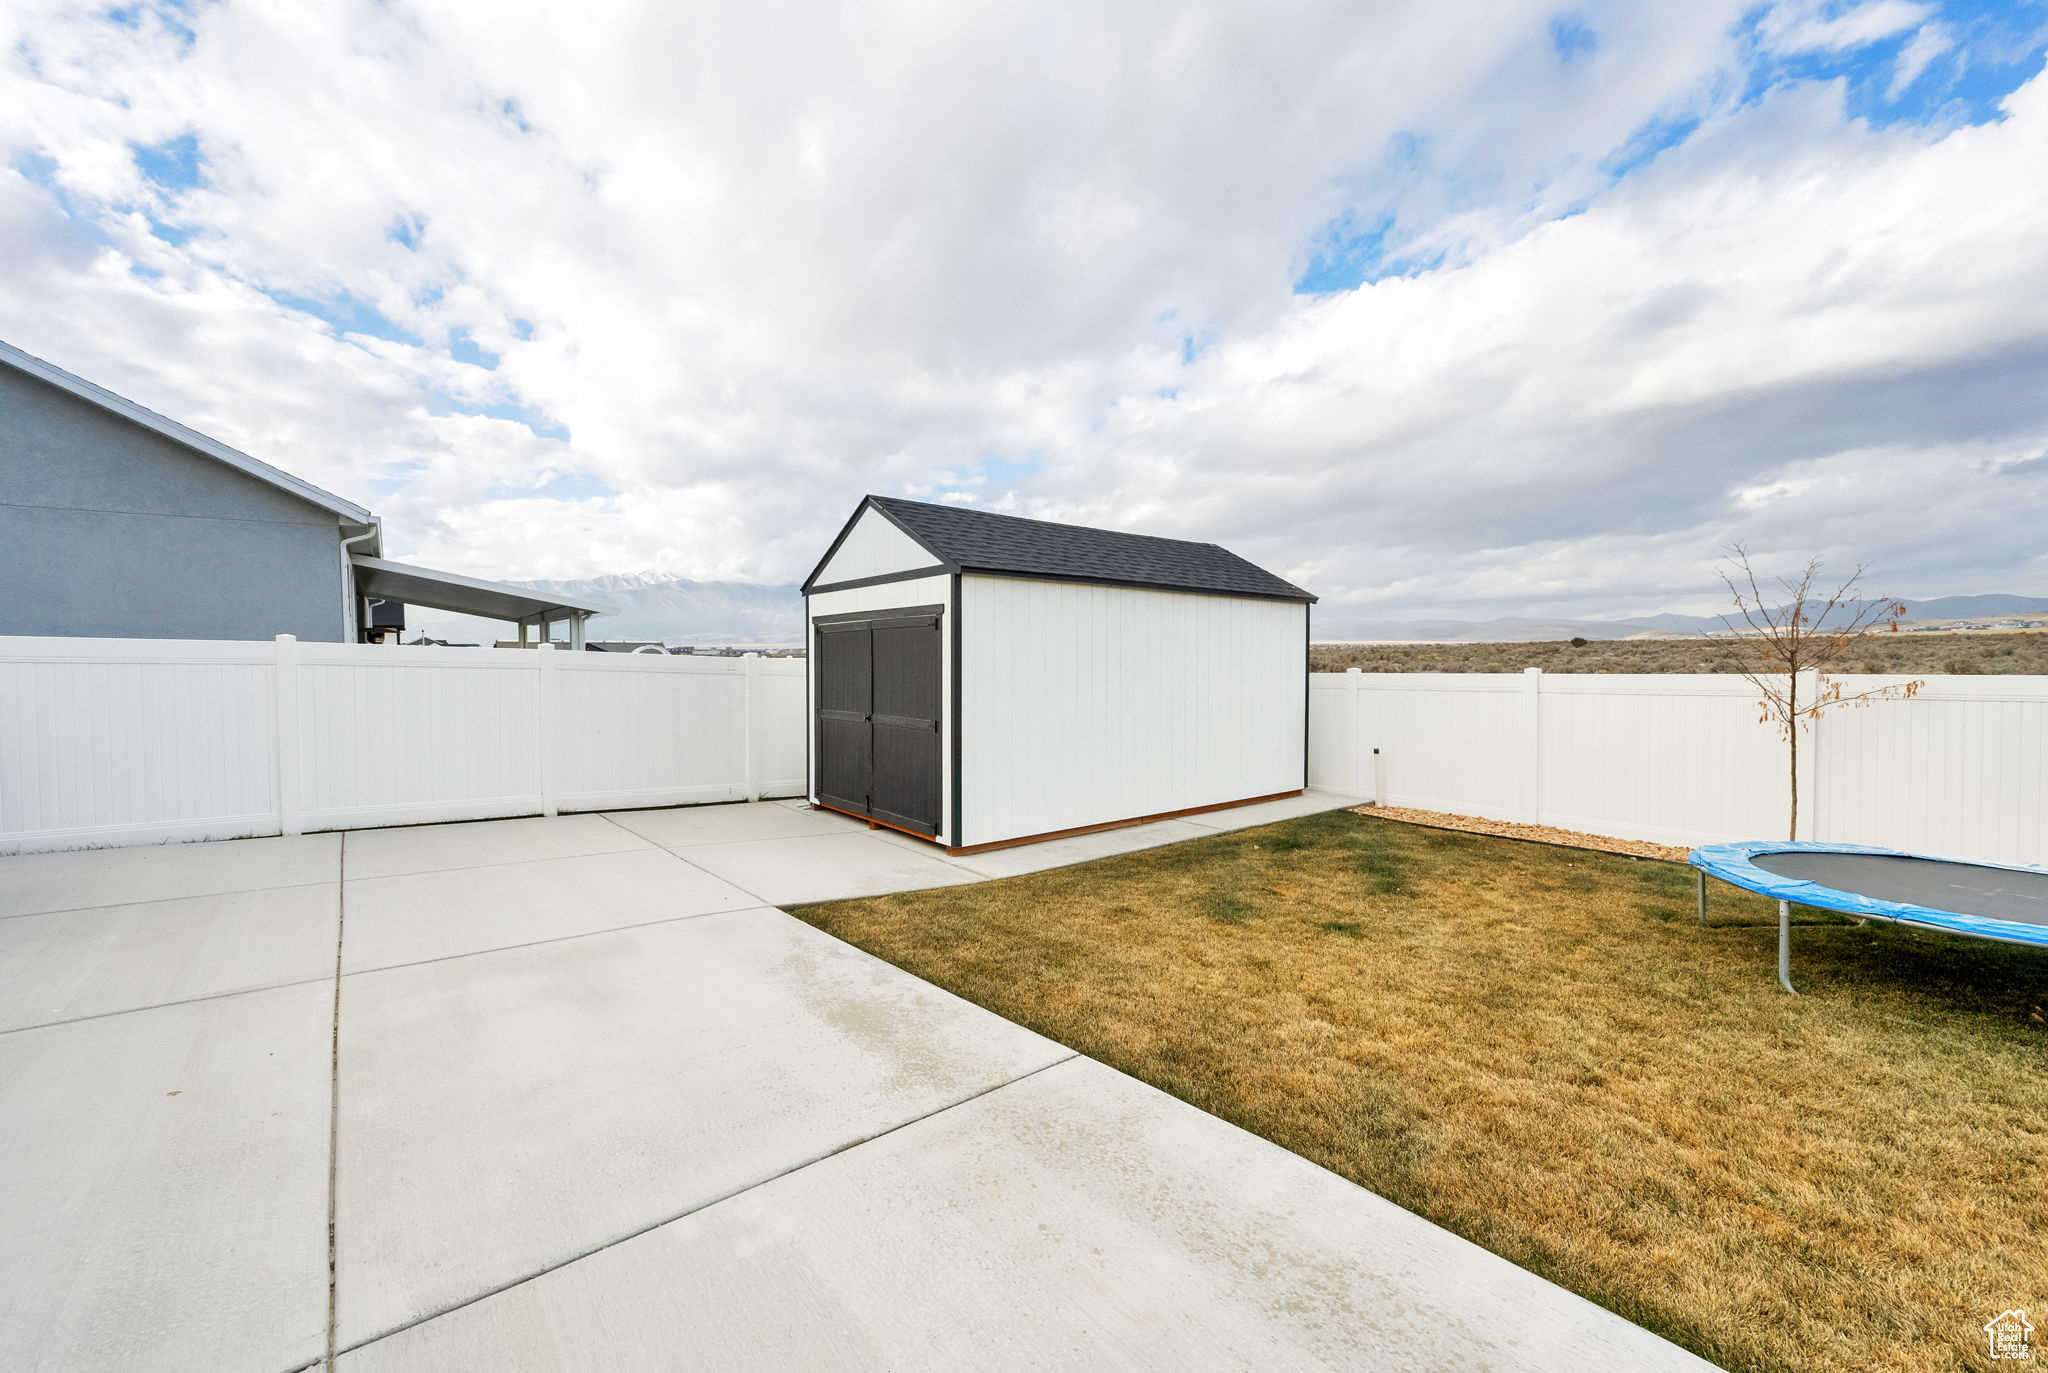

{"left": 0, "top": 796, "right": 1716, "bottom": 1372}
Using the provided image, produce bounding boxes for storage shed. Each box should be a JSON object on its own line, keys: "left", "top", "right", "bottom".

{"left": 801, "top": 495, "right": 1316, "bottom": 853}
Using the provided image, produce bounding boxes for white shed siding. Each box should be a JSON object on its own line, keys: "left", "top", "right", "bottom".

{"left": 958, "top": 576, "right": 1303, "bottom": 847}
{"left": 813, "top": 508, "right": 942, "bottom": 586}
{"left": 805, "top": 574, "right": 955, "bottom": 843}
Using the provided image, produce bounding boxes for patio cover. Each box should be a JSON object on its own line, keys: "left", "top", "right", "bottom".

{"left": 350, "top": 555, "right": 611, "bottom": 647}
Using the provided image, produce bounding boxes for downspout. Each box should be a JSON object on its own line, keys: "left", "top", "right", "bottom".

{"left": 340, "top": 521, "right": 381, "bottom": 642}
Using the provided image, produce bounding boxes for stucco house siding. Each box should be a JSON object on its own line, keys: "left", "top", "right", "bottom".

{"left": 0, "top": 363, "right": 348, "bottom": 642}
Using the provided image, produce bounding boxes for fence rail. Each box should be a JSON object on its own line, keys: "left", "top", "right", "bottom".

{"left": 1309, "top": 669, "right": 2048, "bottom": 864}
{"left": 0, "top": 636, "right": 806, "bottom": 855}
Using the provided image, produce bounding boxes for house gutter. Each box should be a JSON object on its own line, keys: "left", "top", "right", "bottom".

{"left": 340, "top": 521, "right": 382, "bottom": 642}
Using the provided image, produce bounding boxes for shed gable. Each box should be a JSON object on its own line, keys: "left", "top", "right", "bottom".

{"left": 810, "top": 506, "right": 944, "bottom": 588}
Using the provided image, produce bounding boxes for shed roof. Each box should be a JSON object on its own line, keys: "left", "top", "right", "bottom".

{"left": 0, "top": 338, "right": 374, "bottom": 525}
{"left": 813, "top": 495, "right": 1313, "bottom": 602}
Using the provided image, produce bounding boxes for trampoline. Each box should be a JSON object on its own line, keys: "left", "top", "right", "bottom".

{"left": 1687, "top": 841, "right": 2048, "bottom": 994}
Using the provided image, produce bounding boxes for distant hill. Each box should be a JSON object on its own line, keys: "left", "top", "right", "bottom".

{"left": 1312, "top": 595, "right": 2048, "bottom": 644}
{"left": 403, "top": 572, "right": 2047, "bottom": 648}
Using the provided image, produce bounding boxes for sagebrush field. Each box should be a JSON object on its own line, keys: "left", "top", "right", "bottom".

{"left": 1309, "top": 630, "right": 2048, "bottom": 674}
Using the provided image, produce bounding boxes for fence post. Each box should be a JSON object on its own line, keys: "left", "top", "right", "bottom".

{"left": 538, "top": 643, "right": 560, "bottom": 817}
{"left": 1798, "top": 668, "right": 1820, "bottom": 841}
{"left": 742, "top": 653, "right": 761, "bottom": 802}
{"left": 1523, "top": 667, "right": 1543, "bottom": 823}
{"left": 274, "top": 635, "right": 302, "bottom": 837}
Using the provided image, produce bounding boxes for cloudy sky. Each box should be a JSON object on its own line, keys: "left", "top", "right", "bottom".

{"left": 4, "top": 0, "right": 2046, "bottom": 621}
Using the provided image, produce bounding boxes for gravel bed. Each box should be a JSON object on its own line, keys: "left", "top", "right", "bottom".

{"left": 1349, "top": 805, "right": 1690, "bottom": 862}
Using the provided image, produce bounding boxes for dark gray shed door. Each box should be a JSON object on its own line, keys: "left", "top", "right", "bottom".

{"left": 814, "top": 607, "right": 943, "bottom": 837}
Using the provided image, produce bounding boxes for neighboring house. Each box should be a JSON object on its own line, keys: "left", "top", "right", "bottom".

{"left": 0, "top": 340, "right": 606, "bottom": 644}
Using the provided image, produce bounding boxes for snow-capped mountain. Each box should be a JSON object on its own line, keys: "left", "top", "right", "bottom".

{"left": 407, "top": 572, "right": 803, "bottom": 646}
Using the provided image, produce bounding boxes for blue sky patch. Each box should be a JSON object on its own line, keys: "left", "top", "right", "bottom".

{"left": 1736, "top": 0, "right": 2048, "bottom": 129}
{"left": 387, "top": 213, "right": 426, "bottom": 250}
{"left": 426, "top": 394, "right": 571, "bottom": 441}
{"left": 1599, "top": 111, "right": 1705, "bottom": 179}
{"left": 498, "top": 97, "right": 534, "bottom": 135}
{"left": 14, "top": 153, "right": 121, "bottom": 250}
{"left": 1293, "top": 4, "right": 2047, "bottom": 298}
{"left": 448, "top": 327, "right": 500, "bottom": 369}
{"left": 267, "top": 288, "right": 424, "bottom": 347}
{"left": 1296, "top": 212, "right": 1450, "bottom": 294}
{"left": 146, "top": 214, "right": 192, "bottom": 246}
{"left": 106, "top": 2, "right": 199, "bottom": 46}
{"left": 1549, "top": 12, "right": 1599, "bottom": 62}
{"left": 482, "top": 471, "right": 615, "bottom": 501}
{"left": 934, "top": 453, "right": 1040, "bottom": 499}
{"left": 483, "top": 401, "right": 568, "bottom": 441}
{"left": 416, "top": 388, "right": 571, "bottom": 442}
{"left": 1295, "top": 214, "right": 1396, "bottom": 293}
{"left": 132, "top": 133, "right": 203, "bottom": 190}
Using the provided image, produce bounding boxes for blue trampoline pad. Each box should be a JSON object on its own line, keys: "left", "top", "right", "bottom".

{"left": 1689, "top": 842, "right": 2048, "bottom": 950}
{"left": 1750, "top": 852, "right": 2048, "bottom": 927}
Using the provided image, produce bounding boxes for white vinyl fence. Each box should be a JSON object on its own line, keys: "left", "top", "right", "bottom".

{"left": 0, "top": 636, "right": 806, "bottom": 855}
{"left": 1310, "top": 669, "right": 2048, "bottom": 865}
{"left": 8, "top": 639, "right": 2044, "bottom": 866}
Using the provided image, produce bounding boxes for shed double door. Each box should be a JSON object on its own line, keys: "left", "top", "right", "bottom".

{"left": 814, "top": 607, "right": 944, "bottom": 837}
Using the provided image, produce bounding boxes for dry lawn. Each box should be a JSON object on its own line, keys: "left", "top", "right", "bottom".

{"left": 794, "top": 812, "right": 2048, "bottom": 1372}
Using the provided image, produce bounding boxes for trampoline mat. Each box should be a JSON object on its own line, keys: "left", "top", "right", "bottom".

{"left": 1752, "top": 852, "right": 2048, "bottom": 926}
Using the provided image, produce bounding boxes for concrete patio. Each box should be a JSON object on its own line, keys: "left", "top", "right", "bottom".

{"left": 0, "top": 795, "right": 1715, "bottom": 1371}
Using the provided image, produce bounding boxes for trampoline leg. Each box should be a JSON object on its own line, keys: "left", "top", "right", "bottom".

{"left": 1778, "top": 900, "right": 1798, "bottom": 996}
{"left": 1697, "top": 870, "right": 1709, "bottom": 927}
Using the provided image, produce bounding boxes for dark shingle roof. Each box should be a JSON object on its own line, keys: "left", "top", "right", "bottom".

{"left": 850, "top": 496, "right": 1314, "bottom": 602}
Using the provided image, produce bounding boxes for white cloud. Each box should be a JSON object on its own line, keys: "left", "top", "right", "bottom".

{"left": 1, "top": 0, "right": 2045, "bottom": 623}
{"left": 1757, "top": 0, "right": 1930, "bottom": 55}
{"left": 1889, "top": 22, "right": 1955, "bottom": 97}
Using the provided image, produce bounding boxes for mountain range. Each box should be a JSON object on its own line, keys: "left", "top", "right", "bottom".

{"left": 1309, "top": 595, "right": 2048, "bottom": 643}
{"left": 406, "top": 573, "right": 807, "bottom": 645}
{"left": 404, "top": 575, "right": 2048, "bottom": 647}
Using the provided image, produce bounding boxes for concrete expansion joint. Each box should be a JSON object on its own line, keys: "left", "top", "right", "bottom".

{"left": 329, "top": 1050, "right": 1082, "bottom": 1362}
{"left": 337, "top": 907, "right": 755, "bottom": 981}
{"left": 0, "top": 974, "right": 336, "bottom": 1036}
{"left": 343, "top": 844, "right": 647, "bottom": 885}
{"left": 0, "top": 876, "right": 339, "bottom": 924}
{"left": 593, "top": 809, "right": 807, "bottom": 906}
{"left": 325, "top": 832, "right": 346, "bottom": 1373}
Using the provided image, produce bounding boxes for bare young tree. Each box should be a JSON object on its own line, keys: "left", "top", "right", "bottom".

{"left": 1718, "top": 546, "right": 1923, "bottom": 840}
